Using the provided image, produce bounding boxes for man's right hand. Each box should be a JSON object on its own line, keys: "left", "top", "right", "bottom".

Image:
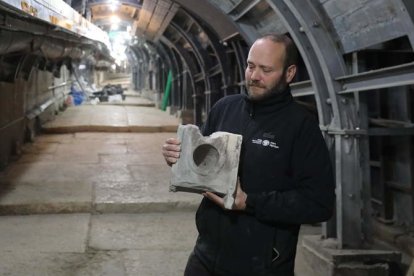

{"left": 162, "top": 138, "right": 181, "bottom": 166}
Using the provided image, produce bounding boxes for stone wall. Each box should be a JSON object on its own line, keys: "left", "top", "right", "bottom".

{"left": 0, "top": 66, "right": 70, "bottom": 170}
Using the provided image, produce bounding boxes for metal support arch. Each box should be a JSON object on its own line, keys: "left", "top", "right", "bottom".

{"left": 180, "top": 9, "right": 233, "bottom": 102}
{"left": 169, "top": 22, "right": 212, "bottom": 89}
{"left": 166, "top": 43, "right": 186, "bottom": 111}
{"left": 129, "top": 46, "right": 148, "bottom": 91}
{"left": 160, "top": 36, "right": 198, "bottom": 121}
{"left": 168, "top": 22, "right": 213, "bottom": 124}
{"left": 149, "top": 40, "right": 174, "bottom": 107}
{"left": 128, "top": 46, "right": 142, "bottom": 90}
{"left": 229, "top": 39, "right": 248, "bottom": 95}
{"left": 159, "top": 38, "right": 185, "bottom": 112}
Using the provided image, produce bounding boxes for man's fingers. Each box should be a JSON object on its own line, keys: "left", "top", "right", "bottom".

{"left": 162, "top": 146, "right": 180, "bottom": 157}
{"left": 162, "top": 143, "right": 181, "bottom": 153}
{"left": 163, "top": 149, "right": 180, "bottom": 166}
{"left": 165, "top": 156, "right": 178, "bottom": 165}
{"left": 165, "top": 150, "right": 180, "bottom": 159}
{"left": 162, "top": 138, "right": 181, "bottom": 166}
{"left": 162, "top": 143, "right": 180, "bottom": 151}
{"left": 166, "top": 138, "right": 181, "bottom": 145}
{"left": 162, "top": 138, "right": 181, "bottom": 158}
{"left": 203, "top": 192, "right": 225, "bottom": 208}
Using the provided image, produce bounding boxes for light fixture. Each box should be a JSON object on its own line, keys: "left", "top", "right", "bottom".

{"left": 110, "top": 15, "right": 120, "bottom": 24}
{"left": 109, "top": 0, "right": 119, "bottom": 11}
{"left": 110, "top": 15, "right": 120, "bottom": 30}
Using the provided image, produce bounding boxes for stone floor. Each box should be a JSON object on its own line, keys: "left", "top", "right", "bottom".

{"left": 0, "top": 92, "right": 321, "bottom": 275}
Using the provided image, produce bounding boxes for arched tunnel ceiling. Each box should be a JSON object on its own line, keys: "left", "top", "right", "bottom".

{"left": 1, "top": 0, "right": 414, "bottom": 85}
{"left": 7, "top": 0, "right": 411, "bottom": 65}
{"left": 62, "top": 0, "right": 240, "bottom": 43}
{"left": 88, "top": 0, "right": 181, "bottom": 41}
{"left": 84, "top": 0, "right": 239, "bottom": 41}
{"left": 1, "top": 0, "right": 414, "bottom": 58}
{"left": 2, "top": 0, "right": 413, "bottom": 86}
{"left": 77, "top": 0, "right": 414, "bottom": 54}
{"left": 172, "top": 0, "right": 239, "bottom": 41}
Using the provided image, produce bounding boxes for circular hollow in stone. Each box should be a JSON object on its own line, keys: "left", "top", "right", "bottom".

{"left": 193, "top": 144, "right": 219, "bottom": 173}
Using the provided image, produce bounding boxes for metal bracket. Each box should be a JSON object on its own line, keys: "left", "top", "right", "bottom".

{"left": 320, "top": 125, "right": 367, "bottom": 136}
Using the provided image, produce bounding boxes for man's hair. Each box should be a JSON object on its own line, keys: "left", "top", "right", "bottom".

{"left": 259, "top": 33, "right": 298, "bottom": 70}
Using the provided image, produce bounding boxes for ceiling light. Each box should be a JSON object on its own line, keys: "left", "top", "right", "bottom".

{"left": 109, "top": 0, "right": 119, "bottom": 11}
{"left": 110, "top": 15, "right": 120, "bottom": 24}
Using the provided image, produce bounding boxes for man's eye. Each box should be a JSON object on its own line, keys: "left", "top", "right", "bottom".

{"left": 263, "top": 68, "right": 272, "bottom": 73}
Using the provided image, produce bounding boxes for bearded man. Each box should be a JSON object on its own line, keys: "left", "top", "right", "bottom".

{"left": 162, "top": 33, "right": 335, "bottom": 276}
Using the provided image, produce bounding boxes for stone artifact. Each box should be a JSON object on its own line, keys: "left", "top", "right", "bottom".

{"left": 170, "top": 124, "right": 242, "bottom": 209}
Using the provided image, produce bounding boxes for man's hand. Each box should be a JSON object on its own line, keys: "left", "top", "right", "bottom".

{"left": 203, "top": 179, "right": 247, "bottom": 211}
{"left": 162, "top": 138, "right": 181, "bottom": 166}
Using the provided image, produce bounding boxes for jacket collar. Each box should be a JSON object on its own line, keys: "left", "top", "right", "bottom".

{"left": 243, "top": 86, "right": 293, "bottom": 117}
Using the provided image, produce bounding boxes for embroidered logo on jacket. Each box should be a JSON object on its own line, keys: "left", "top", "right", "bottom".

{"left": 252, "top": 138, "right": 279, "bottom": 149}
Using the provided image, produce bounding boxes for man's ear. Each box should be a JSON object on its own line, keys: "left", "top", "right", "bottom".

{"left": 285, "top": 65, "right": 297, "bottom": 83}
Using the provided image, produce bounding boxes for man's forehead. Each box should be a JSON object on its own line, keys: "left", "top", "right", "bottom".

{"left": 261, "top": 39, "right": 285, "bottom": 51}
{"left": 246, "top": 57, "right": 274, "bottom": 68}
{"left": 247, "top": 40, "right": 285, "bottom": 66}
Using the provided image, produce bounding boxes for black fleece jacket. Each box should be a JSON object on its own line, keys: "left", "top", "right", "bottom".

{"left": 194, "top": 88, "right": 335, "bottom": 276}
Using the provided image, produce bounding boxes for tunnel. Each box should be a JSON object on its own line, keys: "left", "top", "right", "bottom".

{"left": 0, "top": 0, "right": 414, "bottom": 274}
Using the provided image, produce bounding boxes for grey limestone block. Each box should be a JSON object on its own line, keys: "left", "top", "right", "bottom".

{"left": 170, "top": 124, "right": 242, "bottom": 209}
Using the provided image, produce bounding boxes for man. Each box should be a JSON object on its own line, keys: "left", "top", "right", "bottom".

{"left": 162, "top": 33, "right": 335, "bottom": 276}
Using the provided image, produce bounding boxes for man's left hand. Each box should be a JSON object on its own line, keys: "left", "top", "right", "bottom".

{"left": 203, "top": 179, "right": 247, "bottom": 210}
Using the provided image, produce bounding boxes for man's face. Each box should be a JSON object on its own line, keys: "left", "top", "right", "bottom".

{"left": 245, "top": 39, "right": 292, "bottom": 102}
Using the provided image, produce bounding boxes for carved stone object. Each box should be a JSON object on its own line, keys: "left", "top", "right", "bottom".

{"left": 170, "top": 124, "right": 242, "bottom": 209}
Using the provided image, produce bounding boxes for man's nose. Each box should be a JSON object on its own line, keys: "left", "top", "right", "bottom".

{"left": 250, "top": 69, "right": 261, "bottom": 81}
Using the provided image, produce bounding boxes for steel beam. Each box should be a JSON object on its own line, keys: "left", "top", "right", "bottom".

{"left": 291, "top": 62, "right": 414, "bottom": 97}
{"left": 175, "top": 0, "right": 238, "bottom": 41}
{"left": 169, "top": 22, "right": 211, "bottom": 91}
{"left": 169, "top": 20, "right": 215, "bottom": 121}
{"left": 230, "top": 40, "right": 248, "bottom": 95}
{"left": 232, "top": 0, "right": 261, "bottom": 21}
{"left": 351, "top": 53, "right": 372, "bottom": 247}
{"left": 150, "top": 41, "right": 174, "bottom": 100}
{"left": 226, "top": 0, "right": 243, "bottom": 14}
{"left": 165, "top": 43, "right": 184, "bottom": 110}
{"left": 86, "top": 0, "right": 143, "bottom": 8}
{"left": 181, "top": 9, "right": 232, "bottom": 101}
{"left": 292, "top": 62, "right": 414, "bottom": 98}
{"left": 160, "top": 36, "right": 197, "bottom": 118}
{"left": 129, "top": 46, "right": 148, "bottom": 90}
{"left": 154, "top": 3, "right": 179, "bottom": 42}
{"left": 337, "top": 62, "right": 414, "bottom": 94}
{"left": 157, "top": 40, "right": 180, "bottom": 109}
{"left": 290, "top": 80, "right": 314, "bottom": 97}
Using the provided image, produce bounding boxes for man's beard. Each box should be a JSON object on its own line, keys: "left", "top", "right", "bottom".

{"left": 246, "top": 77, "right": 288, "bottom": 102}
